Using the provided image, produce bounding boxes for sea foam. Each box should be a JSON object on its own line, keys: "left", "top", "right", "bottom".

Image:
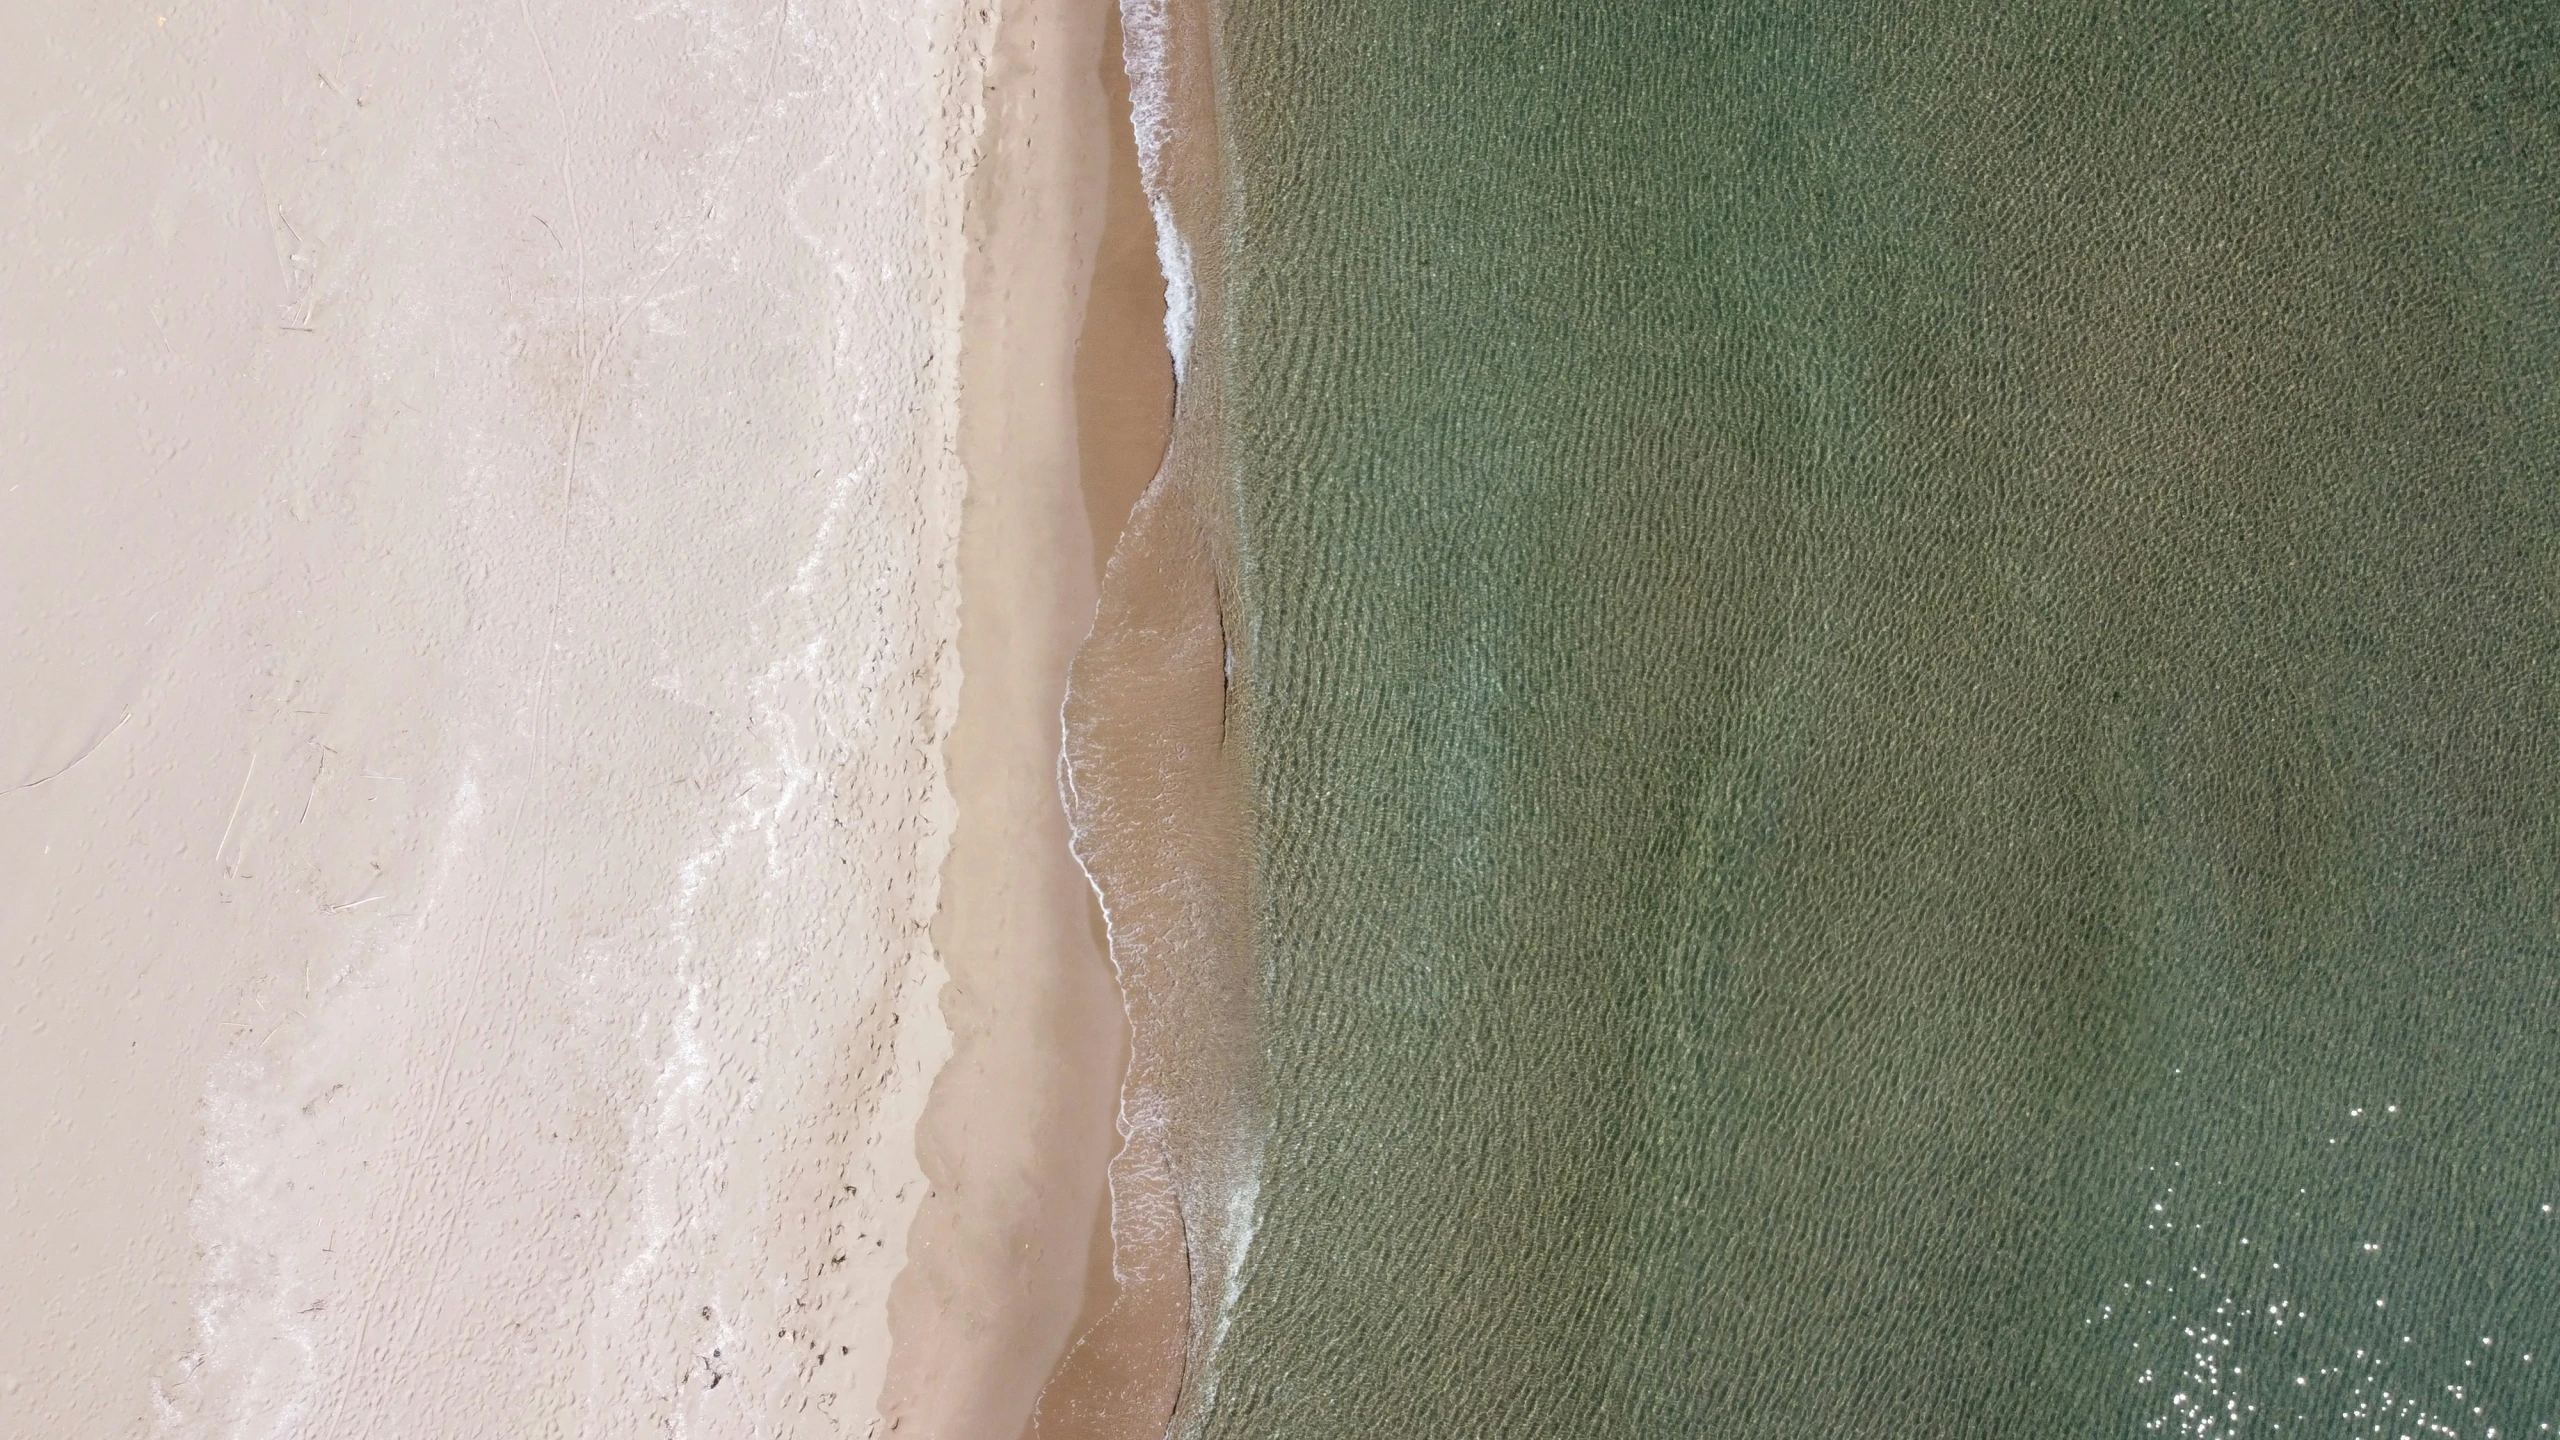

{"left": 1120, "top": 0, "right": 1195, "bottom": 382}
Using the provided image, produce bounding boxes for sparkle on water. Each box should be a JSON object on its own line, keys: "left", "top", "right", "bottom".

{"left": 2100, "top": 1099, "right": 2557, "bottom": 1437}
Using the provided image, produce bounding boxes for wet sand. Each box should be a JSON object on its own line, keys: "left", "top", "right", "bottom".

{"left": 1031, "top": 0, "right": 1257, "bottom": 1431}
{"left": 1072, "top": 6, "right": 1178, "bottom": 579}
{"left": 876, "top": 0, "right": 1159, "bottom": 1433}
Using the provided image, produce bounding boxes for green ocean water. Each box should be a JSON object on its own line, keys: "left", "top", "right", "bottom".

{"left": 1199, "top": 1, "right": 2560, "bottom": 1434}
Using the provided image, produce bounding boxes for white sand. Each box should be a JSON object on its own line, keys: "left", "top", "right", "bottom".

{"left": 0, "top": 1, "right": 1090, "bottom": 1434}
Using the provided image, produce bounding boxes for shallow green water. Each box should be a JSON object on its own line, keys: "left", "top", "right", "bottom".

{"left": 1198, "top": 1, "right": 2560, "bottom": 1434}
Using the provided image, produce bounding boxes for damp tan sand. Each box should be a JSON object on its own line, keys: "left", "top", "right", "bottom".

{"left": 876, "top": 0, "right": 1158, "bottom": 1433}
{"left": 1031, "top": 0, "right": 1258, "bottom": 1431}
{"left": 884, "top": 0, "right": 1243, "bottom": 1433}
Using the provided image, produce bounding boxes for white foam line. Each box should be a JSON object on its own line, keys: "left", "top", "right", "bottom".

{"left": 1119, "top": 0, "right": 1194, "bottom": 382}
{"left": 1187, "top": 1120, "right": 1270, "bottom": 1424}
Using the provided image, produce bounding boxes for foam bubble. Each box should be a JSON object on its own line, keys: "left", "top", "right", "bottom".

{"left": 1120, "top": 0, "right": 1195, "bottom": 381}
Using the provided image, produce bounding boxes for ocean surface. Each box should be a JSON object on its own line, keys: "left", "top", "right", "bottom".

{"left": 1193, "top": 1, "right": 2560, "bottom": 1433}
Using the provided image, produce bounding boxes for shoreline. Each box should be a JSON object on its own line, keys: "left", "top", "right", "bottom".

{"left": 2, "top": 1, "right": 1232, "bottom": 1433}
{"left": 880, "top": 0, "right": 1177, "bottom": 1434}
{"left": 1038, "top": 0, "right": 1259, "bottom": 1430}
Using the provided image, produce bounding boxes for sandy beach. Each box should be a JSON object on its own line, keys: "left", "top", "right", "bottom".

{"left": 1036, "top": 0, "right": 1254, "bottom": 1429}
{"left": 879, "top": 0, "right": 1173, "bottom": 1434}
{"left": 0, "top": 0, "right": 1164, "bottom": 1434}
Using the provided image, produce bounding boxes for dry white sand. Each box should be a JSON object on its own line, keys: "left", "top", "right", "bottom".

{"left": 0, "top": 0, "right": 1144, "bottom": 1434}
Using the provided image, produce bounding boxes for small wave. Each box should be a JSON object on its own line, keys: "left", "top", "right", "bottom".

{"left": 1189, "top": 1124, "right": 1268, "bottom": 1422}
{"left": 1119, "top": 0, "right": 1195, "bottom": 381}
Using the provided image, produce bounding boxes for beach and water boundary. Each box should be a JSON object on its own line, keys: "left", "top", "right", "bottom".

{"left": 5, "top": 0, "right": 2555, "bottom": 1435}
{"left": 1, "top": 1, "right": 1201, "bottom": 1434}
